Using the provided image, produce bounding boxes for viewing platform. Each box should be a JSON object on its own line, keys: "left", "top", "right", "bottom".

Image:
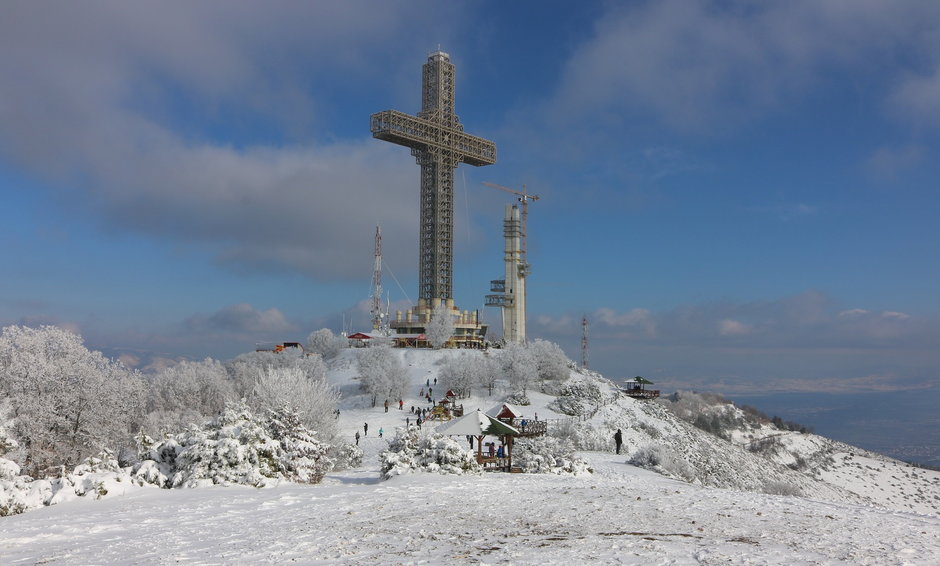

{"left": 620, "top": 376, "right": 660, "bottom": 400}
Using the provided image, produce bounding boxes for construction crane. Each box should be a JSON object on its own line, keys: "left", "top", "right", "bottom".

{"left": 482, "top": 182, "right": 540, "bottom": 265}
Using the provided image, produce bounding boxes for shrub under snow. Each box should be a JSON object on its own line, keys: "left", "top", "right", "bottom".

{"left": 1, "top": 450, "right": 137, "bottom": 517}
{"left": 549, "top": 378, "right": 605, "bottom": 417}
{"left": 134, "top": 402, "right": 332, "bottom": 488}
{"left": 380, "top": 426, "right": 480, "bottom": 479}
{"left": 329, "top": 442, "right": 364, "bottom": 471}
{"left": 513, "top": 436, "right": 592, "bottom": 475}
{"left": 629, "top": 444, "right": 696, "bottom": 483}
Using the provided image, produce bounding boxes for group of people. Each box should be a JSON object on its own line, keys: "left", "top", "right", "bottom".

{"left": 355, "top": 422, "right": 385, "bottom": 445}
{"left": 483, "top": 441, "right": 505, "bottom": 459}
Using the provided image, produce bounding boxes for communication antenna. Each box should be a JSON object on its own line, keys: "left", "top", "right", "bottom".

{"left": 581, "top": 315, "right": 589, "bottom": 369}
{"left": 370, "top": 226, "right": 384, "bottom": 331}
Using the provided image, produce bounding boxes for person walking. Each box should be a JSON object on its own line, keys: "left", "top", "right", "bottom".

{"left": 355, "top": 431, "right": 360, "bottom": 446}
{"left": 614, "top": 428, "right": 623, "bottom": 455}
{"left": 399, "top": 399, "right": 404, "bottom": 410}
{"left": 384, "top": 399, "right": 389, "bottom": 413}
{"left": 379, "top": 427, "right": 384, "bottom": 438}
{"left": 364, "top": 422, "right": 369, "bottom": 436}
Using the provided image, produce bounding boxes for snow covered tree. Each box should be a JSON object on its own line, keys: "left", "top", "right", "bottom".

{"left": 474, "top": 353, "right": 500, "bottom": 396}
{"left": 143, "top": 358, "right": 235, "bottom": 435}
{"left": 356, "top": 346, "right": 408, "bottom": 407}
{"left": 305, "top": 328, "right": 344, "bottom": 360}
{"left": 529, "top": 339, "right": 571, "bottom": 393}
{"left": 226, "top": 349, "right": 326, "bottom": 398}
{"left": 135, "top": 401, "right": 332, "bottom": 488}
{"left": 380, "top": 426, "right": 480, "bottom": 479}
{"left": 439, "top": 353, "right": 475, "bottom": 398}
{"left": 265, "top": 406, "right": 333, "bottom": 484}
{"left": 0, "top": 325, "right": 145, "bottom": 477}
{"left": 250, "top": 366, "right": 340, "bottom": 441}
{"left": 426, "top": 303, "right": 455, "bottom": 349}
{"left": 501, "top": 342, "right": 538, "bottom": 396}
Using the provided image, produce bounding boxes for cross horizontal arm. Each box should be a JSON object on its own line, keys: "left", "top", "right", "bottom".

{"left": 371, "top": 110, "right": 497, "bottom": 166}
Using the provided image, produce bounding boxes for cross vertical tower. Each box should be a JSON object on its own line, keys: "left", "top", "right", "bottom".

{"left": 371, "top": 51, "right": 497, "bottom": 303}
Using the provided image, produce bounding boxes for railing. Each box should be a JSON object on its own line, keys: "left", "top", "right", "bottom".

{"left": 516, "top": 420, "right": 548, "bottom": 436}
{"left": 621, "top": 388, "right": 660, "bottom": 399}
{"left": 477, "top": 456, "right": 511, "bottom": 471}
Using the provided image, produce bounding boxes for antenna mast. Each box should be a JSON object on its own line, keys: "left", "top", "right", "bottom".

{"left": 581, "top": 315, "right": 589, "bottom": 369}
{"left": 370, "top": 226, "right": 384, "bottom": 331}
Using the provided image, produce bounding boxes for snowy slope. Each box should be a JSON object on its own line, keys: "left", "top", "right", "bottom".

{"left": 2, "top": 451, "right": 938, "bottom": 565}
{"left": 328, "top": 348, "right": 940, "bottom": 516}
{"left": 3, "top": 346, "right": 939, "bottom": 564}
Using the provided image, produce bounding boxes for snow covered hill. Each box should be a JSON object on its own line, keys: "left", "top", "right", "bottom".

{"left": 326, "top": 347, "right": 940, "bottom": 516}
{"left": 2, "top": 450, "right": 937, "bottom": 565}
{"left": 2, "top": 346, "right": 939, "bottom": 564}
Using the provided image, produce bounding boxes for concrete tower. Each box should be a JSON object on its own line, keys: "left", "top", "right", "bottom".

{"left": 486, "top": 204, "right": 526, "bottom": 343}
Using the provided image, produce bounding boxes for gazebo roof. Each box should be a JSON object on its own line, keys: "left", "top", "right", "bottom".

{"left": 435, "top": 409, "right": 520, "bottom": 437}
{"left": 486, "top": 402, "right": 526, "bottom": 420}
{"left": 631, "top": 376, "right": 655, "bottom": 384}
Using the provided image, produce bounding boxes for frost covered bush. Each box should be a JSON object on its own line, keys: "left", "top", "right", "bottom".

{"left": 505, "top": 390, "right": 530, "bottom": 406}
{"left": 528, "top": 339, "right": 571, "bottom": 393}
{"left": 134, "top": 402, "right": 332, "bottom": 488}
{"left": 306, "top": 328, "right": 345, "bottom": 360}
{"left": 357, "top": 346, "right": 409, "bottom": 407}
{"left": 549, "top": 378, "right": 604, "bottom": 416}
{"left": 501, "top": 342, "right": 538, "bottom": 394}
{"left": 250, "top": 366, "right": 340, "bottom": 442}
{"left": 1, "top": 450, "right": 137, "bottom": 517}
{"left": 551, "top": 419, "right": 611, "bottom": 452}
{"left": 762, "top": 480, "right": 802, "bottom": 497}
{"left": 661, "top": 391, "right": 749, "bottom": 440}
{"left": 143, "top": 358, "right": 235, "bottom": 436}
{"left": 0, "top": 325, "right": 145, "bottom": 477}
{"left": 427, "top": 303, "right": 455, "bottom": 349}
{"left": 380, "top": 426, "right": 480, "bottom": 479}
{"left": 329, "top": 442, "right": 363, "bottom": 471}
{"left": 629, "top": 444, "right": 695, "bottom": 483}
{"left": 513, "top": 435, "right": 591, "bottom": 475}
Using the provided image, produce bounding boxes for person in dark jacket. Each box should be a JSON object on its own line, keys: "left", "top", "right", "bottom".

{"left": 614, "top": 429, "right": 623, "bottom": 454}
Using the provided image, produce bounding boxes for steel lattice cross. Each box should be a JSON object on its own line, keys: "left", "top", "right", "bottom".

{"left": 371, "top": 51, "right": 496, "bottom": 302}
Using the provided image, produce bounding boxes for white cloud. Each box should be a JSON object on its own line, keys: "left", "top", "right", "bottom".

{"left": 545, "top": 0, "right": 940, "bottom": 132}
{"left": 867, "top": 145, "right": 927, "bottom": 180}
{"left": 718, "top": 319, "right": 751, "bottom": 336}
{"left": 186, "top": 303, "right": 296, "bottom": 334}
{"left": 0, "top": 1, "right": 453, "bottom": 283}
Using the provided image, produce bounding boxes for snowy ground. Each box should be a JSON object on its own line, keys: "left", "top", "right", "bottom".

{"left": 4, "top": 348, "right": 939, "bottom": 564}
{"left": 2, "top": 450, "right": 939, "bottom": 565}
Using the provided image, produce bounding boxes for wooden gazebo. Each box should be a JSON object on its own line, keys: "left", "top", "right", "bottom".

{"left": 488, "top": 403, "right": 547, "bottom": 437}
{"left": 436, "top": 409, "right": 520, "bottom": 472}
{"left": 622, "top": 376, "right": 660, "bottom": 399}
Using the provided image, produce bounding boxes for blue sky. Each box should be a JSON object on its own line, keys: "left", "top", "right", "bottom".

{"left": 2, "top": 0, "right": 939, "bottom": 413}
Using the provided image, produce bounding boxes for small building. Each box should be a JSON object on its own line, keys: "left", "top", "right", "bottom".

{"left": 487, "top": 403, "right": 547, "bottom": 437}
{"left": 436, "top": 409, "right": 520, "bottom": 472}
{"left": 621, "top": 376, "right": 660, "bottom": 399}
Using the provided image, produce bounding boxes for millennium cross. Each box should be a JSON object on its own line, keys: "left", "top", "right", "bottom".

{"left": 371, "top": 50, "right": 497, "bottom": 303}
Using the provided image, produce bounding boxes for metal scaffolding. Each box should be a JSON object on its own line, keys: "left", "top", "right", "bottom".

{"left": 371, "top": 51, "right": 496, "bottom": 302}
